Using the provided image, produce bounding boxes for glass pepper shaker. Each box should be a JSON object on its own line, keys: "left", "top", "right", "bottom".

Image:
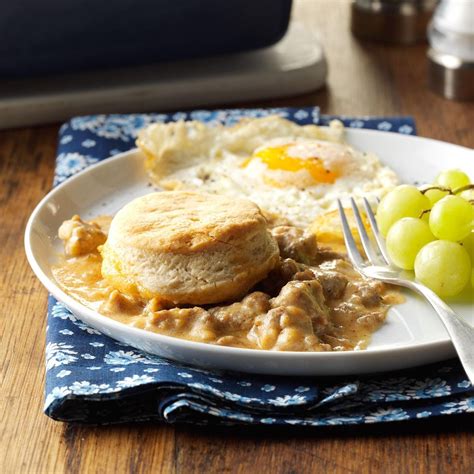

{"left": 427, "top": 0, "right": 474, "bottom": 100}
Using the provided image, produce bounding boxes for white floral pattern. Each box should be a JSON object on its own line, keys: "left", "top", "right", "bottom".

{"left": 51, "top": 302, "right": 77, "bottom": 321}
{"left": 295, "top": 386, "right": 310, "bottom": 393}
{"left": 365, "top": 408, "right": 410, "bottom": 423}
{"left": 54, "top": 152, "right": 98, "bottom": 185}
{"left": 406, "top": 378, "right": 451, "bottom": 398}
{"left": 89, "top": 342, "right": 104, "bottom": 348}
{"left": 377, "top": 121, "right": 392, "bottom": 131}
{"left": 104, "top": 350, "right": 148, "bottom": 365}
{"left": 43, "top": 109, "right": 472, "bottom": 426}
{"left": 440, "top": 397, "right": 474, "bottom": 415}
{"left": 70, "top": 114, "right": 165, "bottom": 142}
{"left": 398, "top": 124, "right": 414, "bottom": 134}
{"left": 268, "top": 395, "right": 307, "bottom": 406}
{"left": 81, "top": 139, "right": 96, "bottom": 148}
{"left": 46, "top": 342, "right": 78, "bottom": 370}
{"left": 56, "top": 370, "right": 71, "bottom": 378}
{"left": 116, "top": 375, "right": 155, "bottom": 388}
{"left": 44, "top": 386, "right": 71, "bottom": 410}
{"left": 178, "top": 372, "right": 193, "bottom": 379}
{"left": 70, "top": 381, "right": 111, "bottom": 395}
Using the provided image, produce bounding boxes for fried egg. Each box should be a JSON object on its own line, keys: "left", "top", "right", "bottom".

{"left": 137, "top": 116, "right": 398, "bottom": 227}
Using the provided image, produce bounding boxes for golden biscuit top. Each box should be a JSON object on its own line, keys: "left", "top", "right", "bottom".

{"left": 107, "top": 191, "right": 269, "bottom": 254}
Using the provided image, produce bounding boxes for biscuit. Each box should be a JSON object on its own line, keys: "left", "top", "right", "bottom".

{"left": 101, "top": 191, "right": 280, "bottom": 305}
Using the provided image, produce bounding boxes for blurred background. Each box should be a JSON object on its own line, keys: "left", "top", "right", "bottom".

{"left": 0, "top": 0, "right": 472, "bottom": 130}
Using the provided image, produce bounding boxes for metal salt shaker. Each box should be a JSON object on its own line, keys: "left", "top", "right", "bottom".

{"left": 351, "top": 0, "right": 437, "bottom": 44}
{"left": 427, "top": 0, "right": 474, "bottom": 100}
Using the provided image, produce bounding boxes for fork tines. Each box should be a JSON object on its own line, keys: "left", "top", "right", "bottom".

{"left": 337, "top": 197, "right": 390, "bottom": 268}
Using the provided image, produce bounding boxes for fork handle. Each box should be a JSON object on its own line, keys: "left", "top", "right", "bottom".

{"left": 412, "top": 282, "right": 474, "bottom": 384}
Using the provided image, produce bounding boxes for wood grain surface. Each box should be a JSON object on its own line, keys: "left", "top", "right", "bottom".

{"left": 1, "top": 1, "right": 473, "bottom": 473}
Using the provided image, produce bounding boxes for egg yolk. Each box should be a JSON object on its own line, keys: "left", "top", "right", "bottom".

{"left": 244, "top": 145, "right": 338, "bottom": 184}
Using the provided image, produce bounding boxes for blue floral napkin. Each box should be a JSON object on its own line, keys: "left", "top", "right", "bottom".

{"left": 46, "top": 107, "right": 473, "bottom": 425}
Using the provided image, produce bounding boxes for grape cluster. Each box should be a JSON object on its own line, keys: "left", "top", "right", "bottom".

{"left": 376, "top": 169, "right": 474, "bottom": 298}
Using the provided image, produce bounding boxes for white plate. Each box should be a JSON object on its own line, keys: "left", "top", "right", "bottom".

{"left": 25, "top": 129, "right": 474, "bottom": 376}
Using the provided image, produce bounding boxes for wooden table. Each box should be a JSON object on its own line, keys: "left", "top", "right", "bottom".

{"left": 2, "top": 1, "right": 473, "bottom": 473}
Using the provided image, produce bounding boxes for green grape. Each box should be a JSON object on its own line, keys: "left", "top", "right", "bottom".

{"left": 386, "top": 218, "right": 435, "bottom": 270}
{"left": 460, "top": 188, "right": 474, "bottom": 202}
{"left": 414, "top": 240, "right": 471, "bottom": 297}
{"left": 376, "top": 185, "right": 431, "bottom": 236}
{"left": 471, "top": 268, "right": 474, "bottom": 289}
{"left": 429, "top": 195, "right": 474, "bottom": 241}
{"left": 422, "top": 187, "right": 450, "bottom": 206}
{"left": 435, "top": 169, "right": 470, "bottom": 190}
{"left": 461, "top": 232, "right": 474, "bottom": 264}
{"left": 421, "top": 211, "right": 430, "bottom": 223}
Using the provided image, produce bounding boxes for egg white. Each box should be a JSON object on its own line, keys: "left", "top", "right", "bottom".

{"left": 137, "top": 116, "right": 399, "bottom": 227}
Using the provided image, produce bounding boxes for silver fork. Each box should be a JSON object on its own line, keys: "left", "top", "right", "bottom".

{"left": 337, "top": 197, "right": 474, "bottom": 384}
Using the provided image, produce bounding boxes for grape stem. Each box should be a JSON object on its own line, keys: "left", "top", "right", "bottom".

{"left": 420, "top": 185, "right": 451, "bottom": 195}
{"left": 419, "top": 209, "right": 431, "bottom": 219}
{"left": 453, "top": 184, "right": 474, "bottom": 194}
{"left": 420, "top": 184, "right": 474, "bottom": 206}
